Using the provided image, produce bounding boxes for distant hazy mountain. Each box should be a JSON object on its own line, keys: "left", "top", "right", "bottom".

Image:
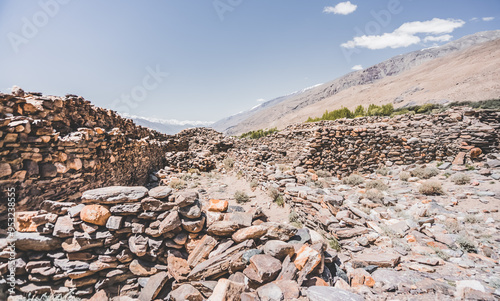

{"left": 120, "top": 113, "right": 213, "bottom": 135}
{"left": 214, "top": 30, "right": 500, "bottom": 135}
{"left": 211, "top": 84, "right": 322, "bottom": 133}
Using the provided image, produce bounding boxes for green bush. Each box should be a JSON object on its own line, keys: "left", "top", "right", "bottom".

{"left": 223, "top": 157, "right": 235, "bottom": 170}
{"left": 328, "top": 238, "right": 341, "bottom": 251}
{"left": 451, "top": 173, "right": 470, "bottom": 185}
{"left": 411, "top": 167, "right": 439, "bottom": 179}
{"left": 365, "top": 188, "right": 384, "bottom": 201}
{"left": 399, "top": 171, "right": 411, "bottom": 181}
{"left": 169, "top": 179, "right": 186, "bottom": 189}
{"left": 234, "top": 191, "right": 250, "bottom": 204}
{"left": 240, "top": 128, "right": 278, "bottom": 139}
{"left": 274, "top": 195, "right": 284, "bottom": 207}
{"left": 342, "top": 174, "right": 365, "bottom": 185}
{"left": 376, "top": 167, "right": 389, "bottom": 176}
{"left": 366, "top": 180, "right": 388, "bottom": 191}
{"left": 419, "top": 180, "right": 444, "bottom": 195}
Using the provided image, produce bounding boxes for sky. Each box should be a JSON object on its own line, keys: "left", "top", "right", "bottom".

{"left": 0, "top": 0, "right": 499, "bottom": 124}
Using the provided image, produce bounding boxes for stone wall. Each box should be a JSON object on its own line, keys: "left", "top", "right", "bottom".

{"left": 0, "top": 90, "right": 173, "bottom": 212}
{"left": 230, "top": 108, "right": 500, "bottom": 178}
{"left": 0, "top": 185, "right": 334, "bottom": 300}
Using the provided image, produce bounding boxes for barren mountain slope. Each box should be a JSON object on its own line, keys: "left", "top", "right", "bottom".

{"left": 223, "top": 30, "right": 500, "bottom": 135}
{"left": 282, "top": 38, "right": 500, "bottom": 126}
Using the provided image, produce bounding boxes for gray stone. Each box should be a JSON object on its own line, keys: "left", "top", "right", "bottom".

{"left": 263, "top": 240, "right": 295, "bottom": 260}
{"left": 306, "top": 286, "right": 363, "bottom": 301}
{"left": 182, "top": 216, "right": 206, "bottom": 233}
{"left": 438, "top": 162, "right": 451, "bottom": 170}
{"left": 148, "top": 186, "right": 173, "bottom": 199}
{"left": 129, "top": 235, "right": 148, "bottom": 256}
{"left": 179, "top": 201, "right": 202, "bottom": 219}
{"left": 106, "top": 216, "right": 123, "bottom": 230}
{"left": 175, "top": 191, "right": 199, "bottom": 207}
{"left": 16, "top": 232, "right": 62, "bottom": 251}
{"left": 141, "top": 197, "right": 175, "bottom": 211}
{"left": 53, "top": 215, "right": 75, "bottom": 238}
{"left": 82, "top": 186, "right": 148, "bottom": 204}
{"left": 138, "top": 271, "right": 169, "bottom": 301}
{"left": 170, "top": 284, "right": 203, "bottom": 301}
{"left": 257, "top": 283, "right": 284, "bottom": 301}
{"left": 110, "top": 203, "right": 142, "bottom": 215}
{"left": 159, "top": 211, "right": 182, "bottom": 234}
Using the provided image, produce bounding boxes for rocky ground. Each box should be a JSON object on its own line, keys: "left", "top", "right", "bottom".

{"left": 147, "top": 149, "right": 500, "bottom": 300}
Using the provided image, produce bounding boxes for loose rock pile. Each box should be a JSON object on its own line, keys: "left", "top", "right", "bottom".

{"left": 1, "top": 183, "right": 358, "bottom": 300}
{"left": 165, "top": 128, "right": 234, "bottom": 172}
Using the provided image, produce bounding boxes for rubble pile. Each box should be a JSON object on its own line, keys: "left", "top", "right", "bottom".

{"left": 1, "top": 184, "right": 354, "bottom": 300}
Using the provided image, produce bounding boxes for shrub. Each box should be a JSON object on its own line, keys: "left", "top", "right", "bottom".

{"left": 223, "top": 157, "right": 235, "bottom": 170}
{"left": 188, "top": 168, "right": 200, "bottom": 174}
{"left": 274, "top": 195, "right": 284, "bottom": 207}
{"left": 328, "top": 238, "right": 341, "bottom": 251}
{"left": 250, "top": 179, "right": 259, "bottom": 188}
{"left": 316, "top": 170, "right": 332, "bottom": 178}
{"left": 240, "top": 128, "right": 278, "bottom": 139}
{"left": 342, "top": 174, "right": 364, "bottom": 185}
{"left": 366, "top": 179, "right": 388, "bottom": 191}
{"left": 306, "top": 103, "right": 394, "bottom": 123}
{"left": 289, "top": 210, "right": 300, "bottom": 223}
{"left": 234, "top": 191, "right": 250, "bottom": 204}
{"left": 466, "top": 164, "right": 475, "bottom": 171}
{"left": 419, "top": 180, "right": 444, "bottom": 195}
{"left": 365, "top": 188, "right": 383, "bottom": 201}
{"left": 411, "top": 167, "right": 439, "bottom": 179}
{"left": 268, "top": 186, "right": 280, "bottom": 201}
{"left": 456, "top": 235, "right": 476, "bottom": 253}
{"left": 451, "top": 173, "right": 470, "bottom": 185}
{"left": 22, "top": 291, "right": 81, "bottom": 301}
{"left": 464, "top": 214, "right": 480, "bottom": 224}
{"left": 399, "top": 171, "right": 411, "bottom": 181}
{"left": 169, "top": 179, "right": 186, "bottom": 189}
{"left": 376, "top": 167, "right": 389, "bottom": 176}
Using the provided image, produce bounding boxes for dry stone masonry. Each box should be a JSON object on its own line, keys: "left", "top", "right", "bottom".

{"left": 229, "top": 109, "right": 499, "bottom": 178}
{"left": 1, "top": 184, "right": 346, "bottom": 300}
{"left": 1, "top": 89, "right": 500, "bottom": 300}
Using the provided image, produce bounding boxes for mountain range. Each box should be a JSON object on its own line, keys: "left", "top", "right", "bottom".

{"left": 212, "top": 30, "right": 500, "bottom": 135}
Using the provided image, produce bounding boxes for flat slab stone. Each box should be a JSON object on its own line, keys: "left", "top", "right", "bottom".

{"left": 82, "top": 186, "right": 148, "bottom": 204}
{"left": 351, "top": 252, "right": 401, "bottom": 268}
{"left": 16, "top": 232, "right": 62, "bottom": 251}
{"left": 138, "top": 271, "right": 170, "bottom": 301}
{"left": 306, "top": 286, "right": 363, "bottom": 301}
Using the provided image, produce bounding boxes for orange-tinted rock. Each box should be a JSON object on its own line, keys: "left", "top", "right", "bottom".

{"left": 232, "top": 225, "right": 268, "bottom": 243}
{"left": 294, "top": 245, "right": 321, "bottom": 271}
{"left": 349, "top": 268, "right": 374, "bottom": 287}
{"left": 16, "top": 212, "right": 39, "bottom": 232}
{"left": 452, "top": 152, "right": 466, "bottom": 165}
{"left": 208, "top": 199, "right": 228, "bottom": 212}
{"left": 80, "top": 205, "right": 111, "bottom": 226}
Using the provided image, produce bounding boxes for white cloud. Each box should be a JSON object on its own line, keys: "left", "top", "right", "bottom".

{"left": 423, "top": 34, "right": 453, "bottom": 43}
{"left": 256, "top": 98, "right": 265, "bottom": 102}
{"left": 351, "top": 65, "right": 363, "bottom": 71}
{"left": 341, "top": 18, "right": 465, "bottom": 50}
{"left": 483, "top": 17, "right": 495, "bottom": 21}
{"left": 470, "top": 17, "right": 478, "bottom": 22}
{"left": 342, "top": 32, "right": 421, "bottom": 49}
{"left": 397, "top": 18, "right": 465, "bottom": 35}
{"left": 324, "top": 1, "right": 357, "bottom": 15}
